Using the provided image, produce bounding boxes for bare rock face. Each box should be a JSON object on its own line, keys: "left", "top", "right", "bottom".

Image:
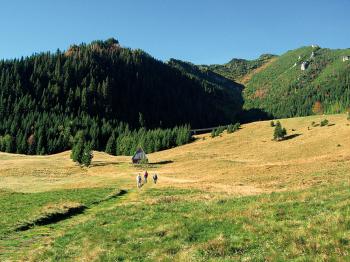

{"left": 301, "top": 61, "right": 308, "bottom": 71}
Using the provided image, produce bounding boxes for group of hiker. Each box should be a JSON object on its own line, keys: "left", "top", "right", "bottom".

{"left": 136, "top": 171, "right": 158, "bottom": 188}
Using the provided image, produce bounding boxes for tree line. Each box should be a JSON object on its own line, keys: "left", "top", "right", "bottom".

{"left": 0, "top": 110, "right": 192, "bottom": 156}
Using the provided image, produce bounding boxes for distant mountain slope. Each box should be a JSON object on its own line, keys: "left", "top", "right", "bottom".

{"left": 243, "top": 46, "right": 350, "bottom": 118}
{"left": 168, "top": 58, "right": 243, "bottom": 113}
{"left": 201, "top": 54, "right": 277, "bottom": 82}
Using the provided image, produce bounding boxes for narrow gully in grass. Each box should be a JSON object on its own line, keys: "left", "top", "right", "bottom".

{"left": 15, "top": 189, "right": 128, "bottom": 232}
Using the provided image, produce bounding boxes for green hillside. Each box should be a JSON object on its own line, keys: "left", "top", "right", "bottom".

{"left": 242, "top": 46, "right": 350, "bottom": 118}
{"left": 201, "top": 54, "right": 276, "bottom": 82}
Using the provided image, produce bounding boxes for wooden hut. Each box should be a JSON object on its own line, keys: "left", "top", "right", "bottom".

{"left": 132, "top": 148, "right": 148, "bottom": 164}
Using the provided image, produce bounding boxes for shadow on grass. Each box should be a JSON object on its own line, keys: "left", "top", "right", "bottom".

{"left": 16, "top": 189, "right": 128, "bottom": 232}
{"left": 149, "top": 160, "right": 173, "bottom": 165}
{"left": 134, "top": 160, "right": 174, "bottom": 169}
{"left": 16, "top": 205, "right": 87, "bottom": 231}
{"left": 91, "top": 161, "right": 123, "bottom": 167}
{"left": 283, "top": 133, "right": 302, "bottom": 141}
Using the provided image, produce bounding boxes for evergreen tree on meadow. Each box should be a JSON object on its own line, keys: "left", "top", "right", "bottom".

{"left": 273, "top": 121, "right": 287, "bottom": 141}
{"left": 81, "top": 142, "right": 93, "bottom": 167}
{"left": 71, "top": 131, "right": 85, "bottom": 163}
{"left": 105, "top": 132, "right": 116, "bottom": 155}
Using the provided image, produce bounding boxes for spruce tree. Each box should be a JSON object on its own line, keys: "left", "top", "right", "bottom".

{"left": 71, "top": 131, "right": 85, "bottom": 163}
{"left": 105, "top": 133, "right": 116, "bottom": 155}
{"left": 81, "top": 142, "right": 93, "bottom": 167}
{"left": 4, "top": 135, "right": 14, "bottom": 153}
{"left": 273, "top": 121, "right": 287, "bottom": 141}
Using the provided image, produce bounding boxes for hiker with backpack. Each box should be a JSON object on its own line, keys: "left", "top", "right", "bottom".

{"left": 136, "top": 173, "right": 142, "bottom": 188}
{"left": 144, "top": 171, "right": 149, "bottom": 183}
{"left": 152, "top": 173, "right": 158, "bottom": 184}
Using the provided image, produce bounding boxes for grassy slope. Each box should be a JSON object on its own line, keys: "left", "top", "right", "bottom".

{"left": 202, "top": 54, "right": 277, "bottom": 83}
{"left": 244, "top": 46, "right": 350, "bottom": 117}
{"left": 0, "top": 114, "right": 350, "bottom": 260}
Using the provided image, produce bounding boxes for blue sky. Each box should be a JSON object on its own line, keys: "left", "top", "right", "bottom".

{"left": 1, "top": 0, "right": 349, "bottom": 64}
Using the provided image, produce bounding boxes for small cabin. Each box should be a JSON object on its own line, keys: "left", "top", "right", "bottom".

{"left": 132, "top": 148, "right": 148, "bottom": 164}
{"left": 301, "top": 62, "right": 308, "bottom": 71}
{"left": 342, "top": 56, "right": 350, "bottom": 62}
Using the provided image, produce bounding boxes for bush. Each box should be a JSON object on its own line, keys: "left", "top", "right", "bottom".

{"left": 227, "top": 123, "right": 240, "bottom": 134}
{"left": 273, "top": 121, "right": 287, "bottom": 141}
{"left": 270, "top": 121, "right": 275, "bottom": 127}
{"left": 216, "top": 126, "right": 226, "bottom": 136}
{"left": 320, "top": 119, "right": 329, "bottom": 127}
{"left": 211, "top": 126, "right": 226, "bottom": 138}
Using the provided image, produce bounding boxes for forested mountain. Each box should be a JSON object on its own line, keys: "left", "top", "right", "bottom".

{"left": 0, "top": 38, "right": 242, "bottom": 155}
{"left": 242, "top": 46, "right": 350, "bottom": 118}
{"left": 167, "top": 58, "right": 243, "bottom": 112}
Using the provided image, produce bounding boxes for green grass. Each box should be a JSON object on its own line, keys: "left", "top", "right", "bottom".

{"left": 0, "top": 187, "right": 116, "bottom": 236}
{"left": 2, "top": 183, "right": 347, "bottom": 261}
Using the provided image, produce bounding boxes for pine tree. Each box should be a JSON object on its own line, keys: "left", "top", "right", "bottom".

{"left": 71, "top": 131, "right": 85, "bottom": 163}
{"left": 4, "top": 135, "right": 14, "bottom": 153}
{"left": 81, "top": 142, "right": 93, "bottom": 167}
{"left": 273, "top": 121, "right": 287, "bottom": 141}
{"left": 105, "top": 133, "right": 116, "bottom": 155}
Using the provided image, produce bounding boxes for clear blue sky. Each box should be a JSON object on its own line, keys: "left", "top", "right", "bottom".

{"left": 1, "top": 0, "right": 349, "bottom": 64}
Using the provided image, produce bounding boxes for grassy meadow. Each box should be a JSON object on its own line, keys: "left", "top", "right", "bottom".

{"left": 0, "top": 114, "right": 349, "bottom": 261}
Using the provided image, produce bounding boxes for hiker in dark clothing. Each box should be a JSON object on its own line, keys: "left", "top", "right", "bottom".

{"left": 136, "top": 174, "right": 142, "bottom": 188}
{"left": 152, "top": 174, "right": 158, "bottom": 184}
{"left": 144, "top": 171, "right": 148, "bottom": 183}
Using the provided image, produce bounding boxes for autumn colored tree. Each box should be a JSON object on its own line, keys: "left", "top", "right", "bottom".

{"left": 312, "top": 101, "right": 324, "bottom": 115}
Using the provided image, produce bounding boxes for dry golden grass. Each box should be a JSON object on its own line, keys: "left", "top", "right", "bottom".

{"left": 0, "top": 114, "right": 349, "bottom": 196}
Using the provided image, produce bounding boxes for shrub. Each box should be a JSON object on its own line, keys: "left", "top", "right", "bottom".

{"left": 227, "top": 123, "right": 240, "bottom": 134}
{"left": 270, "top": 121, "right": 275, "bottom": 127}
{"left": 215, "top": 126, "right": 226, "bottom": 136}
{"left": 273, "top": 121, "right": 287, "bottom": 141}
{"left": 320, "top": 119, "right": 329, "bottom": 127}
{"left": 211, "top": 126, "right": 225, "bottom": 138}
